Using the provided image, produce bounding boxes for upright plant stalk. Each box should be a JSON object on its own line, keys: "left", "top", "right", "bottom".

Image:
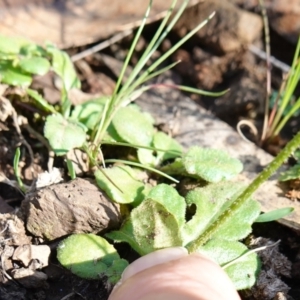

{"left": 268, "top": 37, "right": 300, "bottom": 138}
{"left": 187, "top": 131, "right": 300, "bottom": 252}
{"left": 96, "top": 0, "right": 187, "bottom": 142}
{"left": 259, "top": 0, "right": 271, "bottom": 142}
{"left": 94, "top": 0, "right": 215, "bottom": 146}
{"left": 118, "top": 0, "right": 179, "bottom": 96}
{"left": 127, "top": 12, "right": 215, "bottom": 98}
{"left": 273, "top": 95, "right": 300, "bottom": 136}
{"left": 94, "top": 1, "right": 153, "bottom": 144}
{"left": 267, "top": 73, "right": 288, "bottom": 130}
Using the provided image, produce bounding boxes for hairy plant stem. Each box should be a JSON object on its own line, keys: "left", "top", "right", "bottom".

{"left": 187, "top": 131, "right": 300, "bottom": 253}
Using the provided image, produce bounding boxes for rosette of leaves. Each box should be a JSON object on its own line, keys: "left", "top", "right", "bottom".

{"left": 59, "top": 146, "right": 261, "bottom": 289}
{"left": 106, "top": 177, "right": 261, "bottom": 290}
{"left": 0, "top": 34, "right": 86, "bottom": 156}
{"left": 51, "top": 0, "right": 296, "bottom": 291}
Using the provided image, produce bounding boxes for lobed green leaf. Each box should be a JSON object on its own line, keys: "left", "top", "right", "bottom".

{"left": 47, "top": 45, "right": 80, "bottom": 91}
{"left": 0, "top": 35, "right": 31, "bottom": 54}
{"left": 26, "top": 88, "right": 56, "bottom": 113}
{"left": 20, "top": 44, "right": 47, "bottom": 57}
{"left": 183, "top": 147, "right": 243, "bottom": 182}
{"left": 137, "top": 148, "right": 157, "bottom": 166}
{"left": 255, "top": 207, "right": 294, "bottom": 223}
{"left": 183, "top": 182, "right": 260, "bottom": 245}
{"left": 71, "top": 97, "right": 109, "bottom": 130}
{"left": 199, "top": 239, "right": 260, "bottom": 290}
{"left": 153, "top": 131, "right": 183, "bottom": 161}
{"left": 148, "top": 184, "right": 186, "bottom": 228}
{"left": 279, "top": 164, "right": 300, "bottom": 181}
{"left": 106, "top": 198, "right": 183, "bottom": 255}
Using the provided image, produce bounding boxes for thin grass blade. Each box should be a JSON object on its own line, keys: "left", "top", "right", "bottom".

{"left": 128, "top": 12, "right": 215, "bottom": 96}
{"left": 104, "top": 159, "right": 179, "bottom": 183}
{"left": 119, "top": 0, "right": 178, "bottom": 94}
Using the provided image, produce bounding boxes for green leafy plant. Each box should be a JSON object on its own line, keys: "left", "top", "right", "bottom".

{"left": 57, "top": 131, "right": 297, "bottom": 289}
{"left": 0, "top": 36, "right": 50, "bottom": 87}
{"left": 262, "top": 36, "right": 300, "bottom": 143}
{"left": 0, "top": 0, "right": 295, "bottom": 292}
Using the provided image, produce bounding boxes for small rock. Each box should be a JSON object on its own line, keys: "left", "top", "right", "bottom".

{"left": 229, "top": 0, "right": 300, "bottom": 44}
{"left": 13, "top": 244, "right": 51, "bottom": 268}
{"left": 174, "top": 0, "right": 263, "bottom": 53}
{"left": 0, "top": 213, "right": 31, "bottom": 246}
{"left": 21, "top": 178, "right": 121, "bottom": 240}
{"left": 1, "top": 245, "right": 14, "bottom": 272}
{"left": 35, "top": 168, "right": 63, "bottom": 189}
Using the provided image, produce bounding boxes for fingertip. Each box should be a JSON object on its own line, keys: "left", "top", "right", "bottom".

{"left": 109, "top": 247, "right": 188, "bottom": 297}
{"left": 122, "top": 247, "right": 188, "bottom": 281}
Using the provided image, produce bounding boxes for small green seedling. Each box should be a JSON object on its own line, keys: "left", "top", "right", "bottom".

{"left": 0, "top": 34, "right": 86, "bottom": 157}
{"left": 264, "top": 36, "right": 300, "bottom": 143}
{"left": 13, "top": 147, "right": 26, "bottom": 193}
{"left": 66, "top": 158, "right": 76, "bottom": 180}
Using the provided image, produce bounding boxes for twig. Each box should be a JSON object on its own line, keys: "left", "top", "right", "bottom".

{"left": 60, "top": 292, "right": 76, "bottom": 300}
{"left": 259, "top": 0, "right": 271, "bottom": 142}
{"left": 222, "top": 240, "right": 281, "bottom": 270}
{"left": 249, "top": 45, "right": 290, "bottom": 73}
{"left": 71, "top": 30, "right": 133, "bottom": 62}
{"left": 0, "top": 222, "right": 8, "bottom": 235}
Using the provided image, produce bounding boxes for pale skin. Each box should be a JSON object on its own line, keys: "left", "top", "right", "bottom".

{"left": 109, "top": 247, "right": 241, "bottom": 300}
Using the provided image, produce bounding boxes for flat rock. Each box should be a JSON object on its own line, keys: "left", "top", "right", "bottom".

{"left": 0, "top": 0, "right": 195, "bottom": 48}
{"left": 0, "top": 0, "right": 261, "bottom": 51}
{"left": 137, "top": 87, "right": 300, "bottom": 231}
